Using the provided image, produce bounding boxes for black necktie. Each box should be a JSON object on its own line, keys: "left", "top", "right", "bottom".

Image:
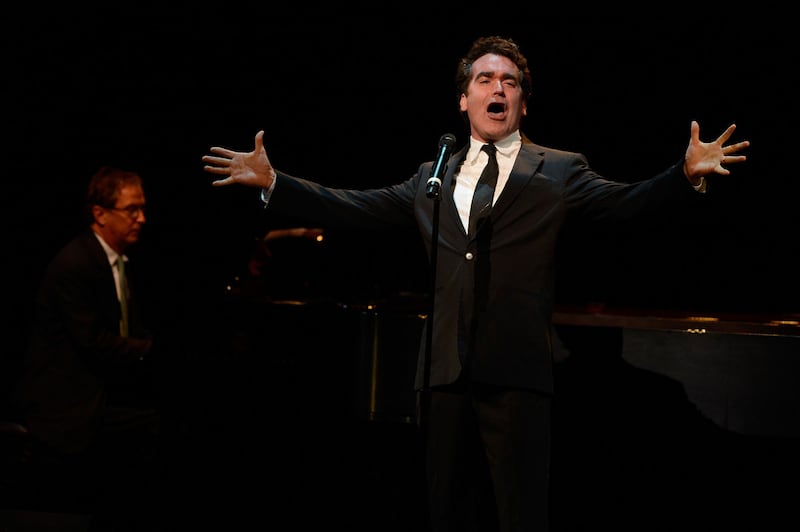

{"left": 469, "top": 143, "right": 498, "bottom": 236}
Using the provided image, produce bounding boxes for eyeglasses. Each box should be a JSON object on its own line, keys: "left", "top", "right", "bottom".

{"left": 108, "top": 205, "right": 146, "bottom": 219}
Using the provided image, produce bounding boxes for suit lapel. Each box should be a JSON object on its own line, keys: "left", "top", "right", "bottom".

{"left": 486, "top": 141, "right": 544, "bottom": 224}
{"left": 439, "top": 141, "right": 544, "bottom": 240}
{"left": 442, "top": 146, "right": 469, "bottom": 237}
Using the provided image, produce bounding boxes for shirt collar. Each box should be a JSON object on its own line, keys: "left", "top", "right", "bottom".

{"left": 93, "top": 231, "right": 125, "bottom": 267}
{"left": 467, "top": 130, "right": 522, "bottom": 162}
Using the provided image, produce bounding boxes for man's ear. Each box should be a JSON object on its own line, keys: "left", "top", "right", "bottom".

{"left": 92, "top": 204, "right": 106, "bottom": 226}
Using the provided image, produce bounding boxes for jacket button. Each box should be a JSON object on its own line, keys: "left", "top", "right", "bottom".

{"left": 465, "top": 252, "right": 474, "bottom": 260}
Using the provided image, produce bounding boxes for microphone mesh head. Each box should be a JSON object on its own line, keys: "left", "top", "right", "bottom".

{"left": 439, "top": 133, "right": 456, "bottom": 148}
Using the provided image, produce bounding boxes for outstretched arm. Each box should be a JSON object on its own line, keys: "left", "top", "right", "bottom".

{"left": 202, "top": 130, "right": 275, "bottom": 189}
{"left": 683, "top": 121, "right": 750, "bottom": 185}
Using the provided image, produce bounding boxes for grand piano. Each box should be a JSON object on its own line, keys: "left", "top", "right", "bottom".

{"left": 215, "top": 290, "right": 800, "bottom": 530}
{"left": 212, "top": 227, "right": 800, "bottom": 530}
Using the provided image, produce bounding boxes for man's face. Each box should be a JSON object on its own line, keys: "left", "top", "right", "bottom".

{"left": 95, "top": 184, "right": 147, "bottom": 252}
{"left": 460, "top": 53, "right": 527, "bottom": 143}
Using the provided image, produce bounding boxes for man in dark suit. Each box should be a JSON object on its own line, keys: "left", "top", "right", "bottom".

{"left": 16, "top": 165, "right": 160, "bottom": 528}
{"left": 201, "top": 36, "right": 749, "bottom": 532}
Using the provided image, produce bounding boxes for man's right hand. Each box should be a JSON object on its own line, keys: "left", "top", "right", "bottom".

{"left": 202, "top": 130, "right": 276, "bottom": 189}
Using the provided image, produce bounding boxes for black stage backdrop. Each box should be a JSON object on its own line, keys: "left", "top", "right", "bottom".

{"left": 4, "top": 11, "right": 798, "bottom": 530}
{"left": 4, "top": 8, "right": 797, "bottom": 340}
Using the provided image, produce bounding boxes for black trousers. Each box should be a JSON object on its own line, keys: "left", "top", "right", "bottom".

{"left": 425, "top": 380, "right": 552, "bottom": 532}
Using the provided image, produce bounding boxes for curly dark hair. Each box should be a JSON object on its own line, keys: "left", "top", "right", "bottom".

{"left": 455, "top": 35, "right": 532, "bottom": 106}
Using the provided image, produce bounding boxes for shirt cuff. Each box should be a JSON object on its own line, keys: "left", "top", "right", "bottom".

{"left": 260, "top": 179, "right": 276, "bottom": 206}
{"left": 692, "top": 176, "right": 707, "bottom": 194}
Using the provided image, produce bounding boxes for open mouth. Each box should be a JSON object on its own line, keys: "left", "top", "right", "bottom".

{"left": 487, "top": 102, "right": 505, "bottom": 116}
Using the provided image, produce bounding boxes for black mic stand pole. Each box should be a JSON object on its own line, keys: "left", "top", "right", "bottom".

{"left": 419, "top": 132, "right": 453, "bottom": 483}
{"left": 419, "top": 183, "right": 441, "bottom": 450}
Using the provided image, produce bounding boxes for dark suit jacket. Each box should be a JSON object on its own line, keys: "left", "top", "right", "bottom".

{"left": 17, "top": 229, "right": 152, "bottom": 454}
{"left": 268, "top": 137, "right": 698, "bottom": 395}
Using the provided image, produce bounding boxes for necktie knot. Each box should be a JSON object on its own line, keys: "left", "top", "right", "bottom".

{"left": 481, "top": 143, "right": 497, "bottom": 157}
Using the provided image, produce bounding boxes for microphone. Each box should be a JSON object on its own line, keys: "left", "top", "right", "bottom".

{"left": 426, "top": 133, "right": 456, "bottom": 198}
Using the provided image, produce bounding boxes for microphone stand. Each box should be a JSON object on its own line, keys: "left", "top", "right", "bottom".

{"left": 419, "top": 132, "right": 453, "bottom": 481}
{"left": 419, "top": 185, "right": 440, "bottom": 450}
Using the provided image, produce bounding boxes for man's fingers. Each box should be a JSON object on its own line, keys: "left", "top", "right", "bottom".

{"left": 724, "top": 155, "right": 747, "bottom": 164}
{"left": 690, "top": 120, "right": 700, "bottom": 141}
{"left": 209, "top": 146, "right": 235, "bottom": 157}
{"left": 715, "top": 124, "right": 736, "bottom": 145}
{"left": 202, "top": 155, "right": 232, "bottom": 167}
{"left": 203, "top": 165, "right": 230, "bottom": 176}
{"left": 730, "top": 140, "right": 750, "bottom": 152}
{"left": 211, "top": 177, "right": 234, "bottom": 187}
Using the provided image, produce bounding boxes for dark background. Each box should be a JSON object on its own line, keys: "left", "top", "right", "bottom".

{"left": 2, "top": 8, "right": 799, "bottom": 530}
{"left": 4, "top": 9, "right": 798, "bottom": 328}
